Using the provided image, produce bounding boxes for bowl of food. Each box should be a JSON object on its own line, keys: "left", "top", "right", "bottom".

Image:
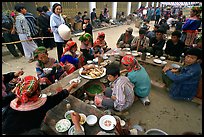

{"left": 87, "top": 60, "right": 93, "bottom": 64}
{"left": 84, "top": 82, "right": 105, "bottom": 97}
{"left": 79, "top": 113, "right": 87, "bottom": 125}
{"left": 64, "top": 110, "right": 75, "bottom": 120}
{"left": 145, "top": 128, "right": 168, "bottom": 135}
{"left": 68, "top": 125, "right": 84, "bottom": 135}
{"left": 86, "top": 115, "right": 98, "bottom": 126}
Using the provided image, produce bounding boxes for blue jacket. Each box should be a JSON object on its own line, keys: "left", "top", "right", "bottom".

{"left": 127, "top": 65, "right": 151, "bottom": 97}
{"left": 166, "top": 63, "right": 201, "bottom": 100}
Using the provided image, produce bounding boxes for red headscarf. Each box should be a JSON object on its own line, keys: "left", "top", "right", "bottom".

{"left": 62, "top": 40, "right": 77, "bottom": 57}
{"left": 98, "top": 32, "right": 105, "bottom": 37}
{"left": 121, "top": 55, "right": 141, "bottom": 72}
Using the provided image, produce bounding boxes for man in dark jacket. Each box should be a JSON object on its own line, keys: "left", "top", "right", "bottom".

{"left": 36, "top": 7, "right": 55, "bottom": 50}
{"left": 147, "top": 28, "right": 165, "bottom": 57}
{"left": 165, "top": 30, "right": 185, "bottom": 62}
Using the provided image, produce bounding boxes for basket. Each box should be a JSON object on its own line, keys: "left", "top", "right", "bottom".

{"left": 84, "top": 81, "right": 106, "bottom": 97}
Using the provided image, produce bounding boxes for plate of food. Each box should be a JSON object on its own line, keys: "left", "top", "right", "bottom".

{"left": 68, "top": 125, "right": 84, "bottom": 135}
{"left": 153, "top": 59, "right": 162, "bottom": 64}
{"left": 99, "top": 115, "right": 116, "bottom": 131}
{"left": 79, "top": 65, "right": 106, "bottom": 79}
{"left": 55, "top": 119, "right": 71, "bottom": 132}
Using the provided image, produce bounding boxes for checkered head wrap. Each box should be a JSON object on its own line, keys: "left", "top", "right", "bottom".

{"left": 15, "top": 76, "right": 40, "bottom": 106}
{"left": 121, "top": 55, "right": 141, "bottom": 72}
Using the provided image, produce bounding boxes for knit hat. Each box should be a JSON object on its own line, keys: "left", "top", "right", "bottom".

{"left": 33, "top": 46, "right": 47, "bottom": 59}
{"left": 10, "top": 76, "right": 47, "bottom": 111}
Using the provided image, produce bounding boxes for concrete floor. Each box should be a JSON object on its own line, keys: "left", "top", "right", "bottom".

{"left": 2, "top": 22, "right": 202, "bottom": 135}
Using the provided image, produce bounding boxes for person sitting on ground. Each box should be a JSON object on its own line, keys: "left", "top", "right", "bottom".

{"left": 119, "top": 12, "right": 126, "bottom": 23}
{"left": 2, "top": 70, "right": 24, "bottom": 109}
{"left": 162, "top": 48, "right": 202, "bottom": 101}
{"left": 95, "top": 63, "right": 134, "bottom": 112}
{"left": 147, "top": 28, "right": 165, "bottom": 57}
{"left": 146, "top": 24, "right": 160, "bottom": 39}
{"left": 60, "top": 40, "right": 84, "bottom": 74}
{"left": 93, "top": 32, "right": 110, "bottom": 52}
{"left": 131, "top": 29, "right": 150, "bottom": 52}
{"left": 33, "top": 46, "right": 68, "bottom": 90}
{"left": 79, "top": 33, "right": 100, "bottom": 64}
{"left": 164, "top": 30, "right": 185, "bottom": 62}
{"left": 120, "top": 55, "right": 151, "bottom": 106}
{"left": 116, "top": 27, "right": 135, "bottom": 49}
{"left": 2, "top": 75, "right": 78, "bottom": 135}
{"left": 74, "top": 12, "right": 83, "bottom": 23}
{"left": 140, "top": 19, "right": 150, "bottom": 32}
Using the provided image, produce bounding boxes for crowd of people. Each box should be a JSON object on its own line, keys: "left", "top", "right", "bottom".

{"left": 2, "top": 3, "right": 202, "bottom": 135}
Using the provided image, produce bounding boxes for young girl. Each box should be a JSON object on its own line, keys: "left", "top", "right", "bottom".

{"left": 60, "top": 40, "right": 84, "bottom": 74}
{"left": 93, "top": 32, "right": 110, "bottom": 52}
{"left": 79, "top": 33, "right": 100, "bottom": 63}
{"left": 121, "top": 55, "right": 151, "bottom": 106}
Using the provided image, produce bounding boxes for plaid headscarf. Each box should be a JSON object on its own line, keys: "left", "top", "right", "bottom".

{"left": 78, "top": 33, "right": 93, "bottom": 42}
{"left": 121, "top": 55, "right": 141, "bottom": 72}
{"left": 14, "top": 76, "right": 40, "bottom": 107}
{"left": 33, "top": 46, "right": 47, "bottom": 59}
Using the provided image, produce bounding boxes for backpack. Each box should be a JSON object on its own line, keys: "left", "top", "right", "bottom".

{"left": 2, "top": 12, "right": 13, "bottom": 30}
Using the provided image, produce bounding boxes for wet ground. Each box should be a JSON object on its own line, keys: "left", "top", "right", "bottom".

{"left": 2, "top": 22, "right": 202, "bottom": 135}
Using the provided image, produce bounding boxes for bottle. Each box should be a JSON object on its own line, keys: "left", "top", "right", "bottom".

{"left": 141, "top": 51, "right": 146, "bottom": 60}
{"left": 180, "top": 53, "right": 184, "bottom": 63}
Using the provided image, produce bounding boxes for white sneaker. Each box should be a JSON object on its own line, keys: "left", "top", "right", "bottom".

{"left": 140, "top": 96, "right": 150, "bottom": 106}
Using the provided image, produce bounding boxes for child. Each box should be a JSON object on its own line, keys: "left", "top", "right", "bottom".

{"left": 60, "top": 40, "right": 84, "bottom": 74}
{"left": 93, "top": 32, "right": 110, "bottom": 52}
{"left": 121, "top": 55, "right": 151, "bottom": 105}
{"left": 95, "top": 63, "right": 135, "bottom": 112}
{"left": 162, "top": 48, "right": 202, "bottom": 100}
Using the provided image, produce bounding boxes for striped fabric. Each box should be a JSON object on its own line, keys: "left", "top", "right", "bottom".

{"left": 24, "top": 12, "right": 39, "bottom": 37}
